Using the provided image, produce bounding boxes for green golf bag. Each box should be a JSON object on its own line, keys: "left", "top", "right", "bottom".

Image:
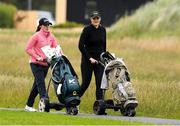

{"left": 50, "top": 56, "right": 80, "bottom": 107}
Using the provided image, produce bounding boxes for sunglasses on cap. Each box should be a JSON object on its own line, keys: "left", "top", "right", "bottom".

{"left": 92, "top": 17, "right": 100, "bottom": 20}
{"left": 39, "top": 18, "right": 52, "bottom": 26}
{"left": 43, "top": 23, "right": 50, "bottom": 26}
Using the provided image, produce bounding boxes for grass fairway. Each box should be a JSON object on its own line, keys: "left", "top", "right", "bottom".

{"left": 0, "top": 110, "right": 144, "bottom": 125}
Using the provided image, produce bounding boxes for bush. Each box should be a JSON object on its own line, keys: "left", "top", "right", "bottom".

{"left": 0, "top": 3, "right": 17, "bottom": 28}
{"left": 52, "top": 21, "right": 83, "bottom": 28}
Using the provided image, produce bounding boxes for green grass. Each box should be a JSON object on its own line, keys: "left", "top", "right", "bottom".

{"left": 110, "top": 0, "right": 180, "bottom": 38}
{"left": 53, "top": 21, "right": 84, "bottom": 28}
{"left": 1, "top": 0, "right": 180, "bottom": 123}
{"left": 0, "top": 110, "right": 144, "bottom": 125}
{"left": 0, "top": 29, "right": 179, "bottom": 120}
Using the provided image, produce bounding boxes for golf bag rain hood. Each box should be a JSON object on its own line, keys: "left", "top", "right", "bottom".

{"left": 100, "top": 52, "right": 137, "bottom": 104}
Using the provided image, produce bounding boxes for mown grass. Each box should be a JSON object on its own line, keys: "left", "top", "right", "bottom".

{"left": 0, "top": 110, "right": 145, "bottom": 125}
{"left": 0, "top": 29, "right": 179, "bottom": 120}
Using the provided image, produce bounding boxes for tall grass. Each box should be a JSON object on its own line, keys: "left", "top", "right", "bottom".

{"left": 0, "top": 29, "right": 179, "bottom": 119}
{"left": 110, "top": 0, "right": 180, "bottom": 38}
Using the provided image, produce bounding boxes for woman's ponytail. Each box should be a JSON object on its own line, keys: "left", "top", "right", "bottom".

{"left": 36, "top": 25, "right": 41, "bottom": 32}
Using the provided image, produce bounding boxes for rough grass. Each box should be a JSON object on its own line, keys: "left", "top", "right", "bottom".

{"left": 0, "top": 29, "right": 179, "bottom": 120}
{"left": 110, "top": 0, "right": 180, "bottom": 38}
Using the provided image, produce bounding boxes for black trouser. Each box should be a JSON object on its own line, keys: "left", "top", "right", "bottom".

{"left": 79, "top": 56, "right": 104, "bottom": 100}
{"left": 26, "top": 63, "right": 49, "bottom": 107}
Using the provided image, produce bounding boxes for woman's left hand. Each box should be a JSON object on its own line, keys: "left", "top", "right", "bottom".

{"left": 89, "top": 57, "right": 98, "bottom": 64}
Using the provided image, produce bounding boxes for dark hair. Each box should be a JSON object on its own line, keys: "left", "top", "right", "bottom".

{"left": 36, "top": 25, "right": 41, "bottom": 32}
{"left": 36, "top": 18, "right": 52, "bottom": 32}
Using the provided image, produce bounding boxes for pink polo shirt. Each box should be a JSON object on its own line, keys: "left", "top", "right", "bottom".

{"left": 26, "top": 29, "right": 58, "bottom": 66}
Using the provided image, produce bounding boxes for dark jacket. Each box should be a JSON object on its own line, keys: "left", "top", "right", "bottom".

{"left": 78, "top": 24, "right": 106, "bottom": 60}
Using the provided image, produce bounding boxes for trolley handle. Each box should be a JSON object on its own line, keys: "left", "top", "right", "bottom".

{"left": 97, "top": 60, "right": 106, "bottom": 67}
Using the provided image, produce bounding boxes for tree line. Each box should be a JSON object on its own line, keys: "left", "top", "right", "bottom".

{"left": 0, "top": 0, "right": 55, "bottom": 16}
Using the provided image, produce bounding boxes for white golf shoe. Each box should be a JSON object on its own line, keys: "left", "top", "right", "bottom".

{"left": 24, "top": 105, "right": 37, "bottom": 112}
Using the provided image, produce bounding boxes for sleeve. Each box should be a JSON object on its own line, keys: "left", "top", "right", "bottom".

{"left": 51, "top": 34, "right": 64, "bottom": 55}
{"left": 51, "top": 34, "right": 58, "bottom": 48}
{"left": 104, "top": 28, "right": 107, "bottom": 52}
{"left": 25, "top": 34, "right": 39, "bottom": 59}
{"left": 78, "top": 27, "right": 91, "bottom": 60}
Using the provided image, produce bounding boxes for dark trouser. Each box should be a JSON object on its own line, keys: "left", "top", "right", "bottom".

{"left": 79, "top": 56, "right": 104, "bottom": 100}
{"left": 26, "top": 63, "right": 49, "bottom": 107}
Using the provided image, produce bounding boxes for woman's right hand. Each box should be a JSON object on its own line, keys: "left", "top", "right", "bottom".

{"left": 36, "top": 56, "right": 43, "bottom": 61}
{"left": 89, "top": 57, "right": 98, "bottom": 64}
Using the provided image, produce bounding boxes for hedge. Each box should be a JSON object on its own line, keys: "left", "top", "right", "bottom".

{"left": 0, "top": 3, "right": 17, "bottom": 28}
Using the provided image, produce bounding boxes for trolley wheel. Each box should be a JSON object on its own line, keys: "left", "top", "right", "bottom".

{"left": 72, "top": 106, "right": 78, "bottom": 115}
{"left": 39, "top": 98, "right": 50, "bottom": 112}
{"left": 123, "top": 100, "right": 138, "bottom": 117}
{"left": 93, "top": 100, "right": 106, "bottom": 115}
{"left": 126, "top": 108, "right": 136, "bottom": 117}
{"left": 66, "top": 107, "right": 72, "bottom": 115}
{"left": 120, "top": 107, "right": 136, "bottom": 117}
{"left": 66, "top": 106, "right": 79, "bottom": 115}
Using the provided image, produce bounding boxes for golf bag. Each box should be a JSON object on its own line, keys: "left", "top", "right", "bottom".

{"left": 40, "top": 45, "right": 80, "bottom": 114}
{"left": 93, "top": 52, "right": 138, "bottom": 117}
{"left": 50, "top": 55, "right": 80, "bottom": 107}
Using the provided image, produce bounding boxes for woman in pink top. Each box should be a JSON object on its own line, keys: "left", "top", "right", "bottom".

{"left": 25, "top": 18, "right": 62, "bottom": 112}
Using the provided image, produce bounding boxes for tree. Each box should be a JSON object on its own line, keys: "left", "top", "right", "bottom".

{"left": 0, "top": 0, "right": 55, "bottom": 16}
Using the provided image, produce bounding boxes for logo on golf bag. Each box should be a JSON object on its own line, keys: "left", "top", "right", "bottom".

{"left": 69, "top": 79, "right": 76, "bottom": 84}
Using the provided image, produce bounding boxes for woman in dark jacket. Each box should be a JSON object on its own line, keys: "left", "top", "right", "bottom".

{"left": 78, "top": 11, "right": 106, "bottom": 100}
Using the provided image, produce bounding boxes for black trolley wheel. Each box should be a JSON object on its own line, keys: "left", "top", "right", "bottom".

{"left": 72, "top": 106, "right": 78, "bottom": 115}
{"left": 39, "top": 98, "right": 50, "bottom": 112}
{"left": 65, "top": 106, "right": 78, "bottom": 115}
{"left": 93, "top": 100, "right": 106, "bottom": 115}
{"left": 126, "top": 108, "right": 136, "bottom": 117}
{"left": 120, "top": 107, "right": 136, "bottom": 117}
